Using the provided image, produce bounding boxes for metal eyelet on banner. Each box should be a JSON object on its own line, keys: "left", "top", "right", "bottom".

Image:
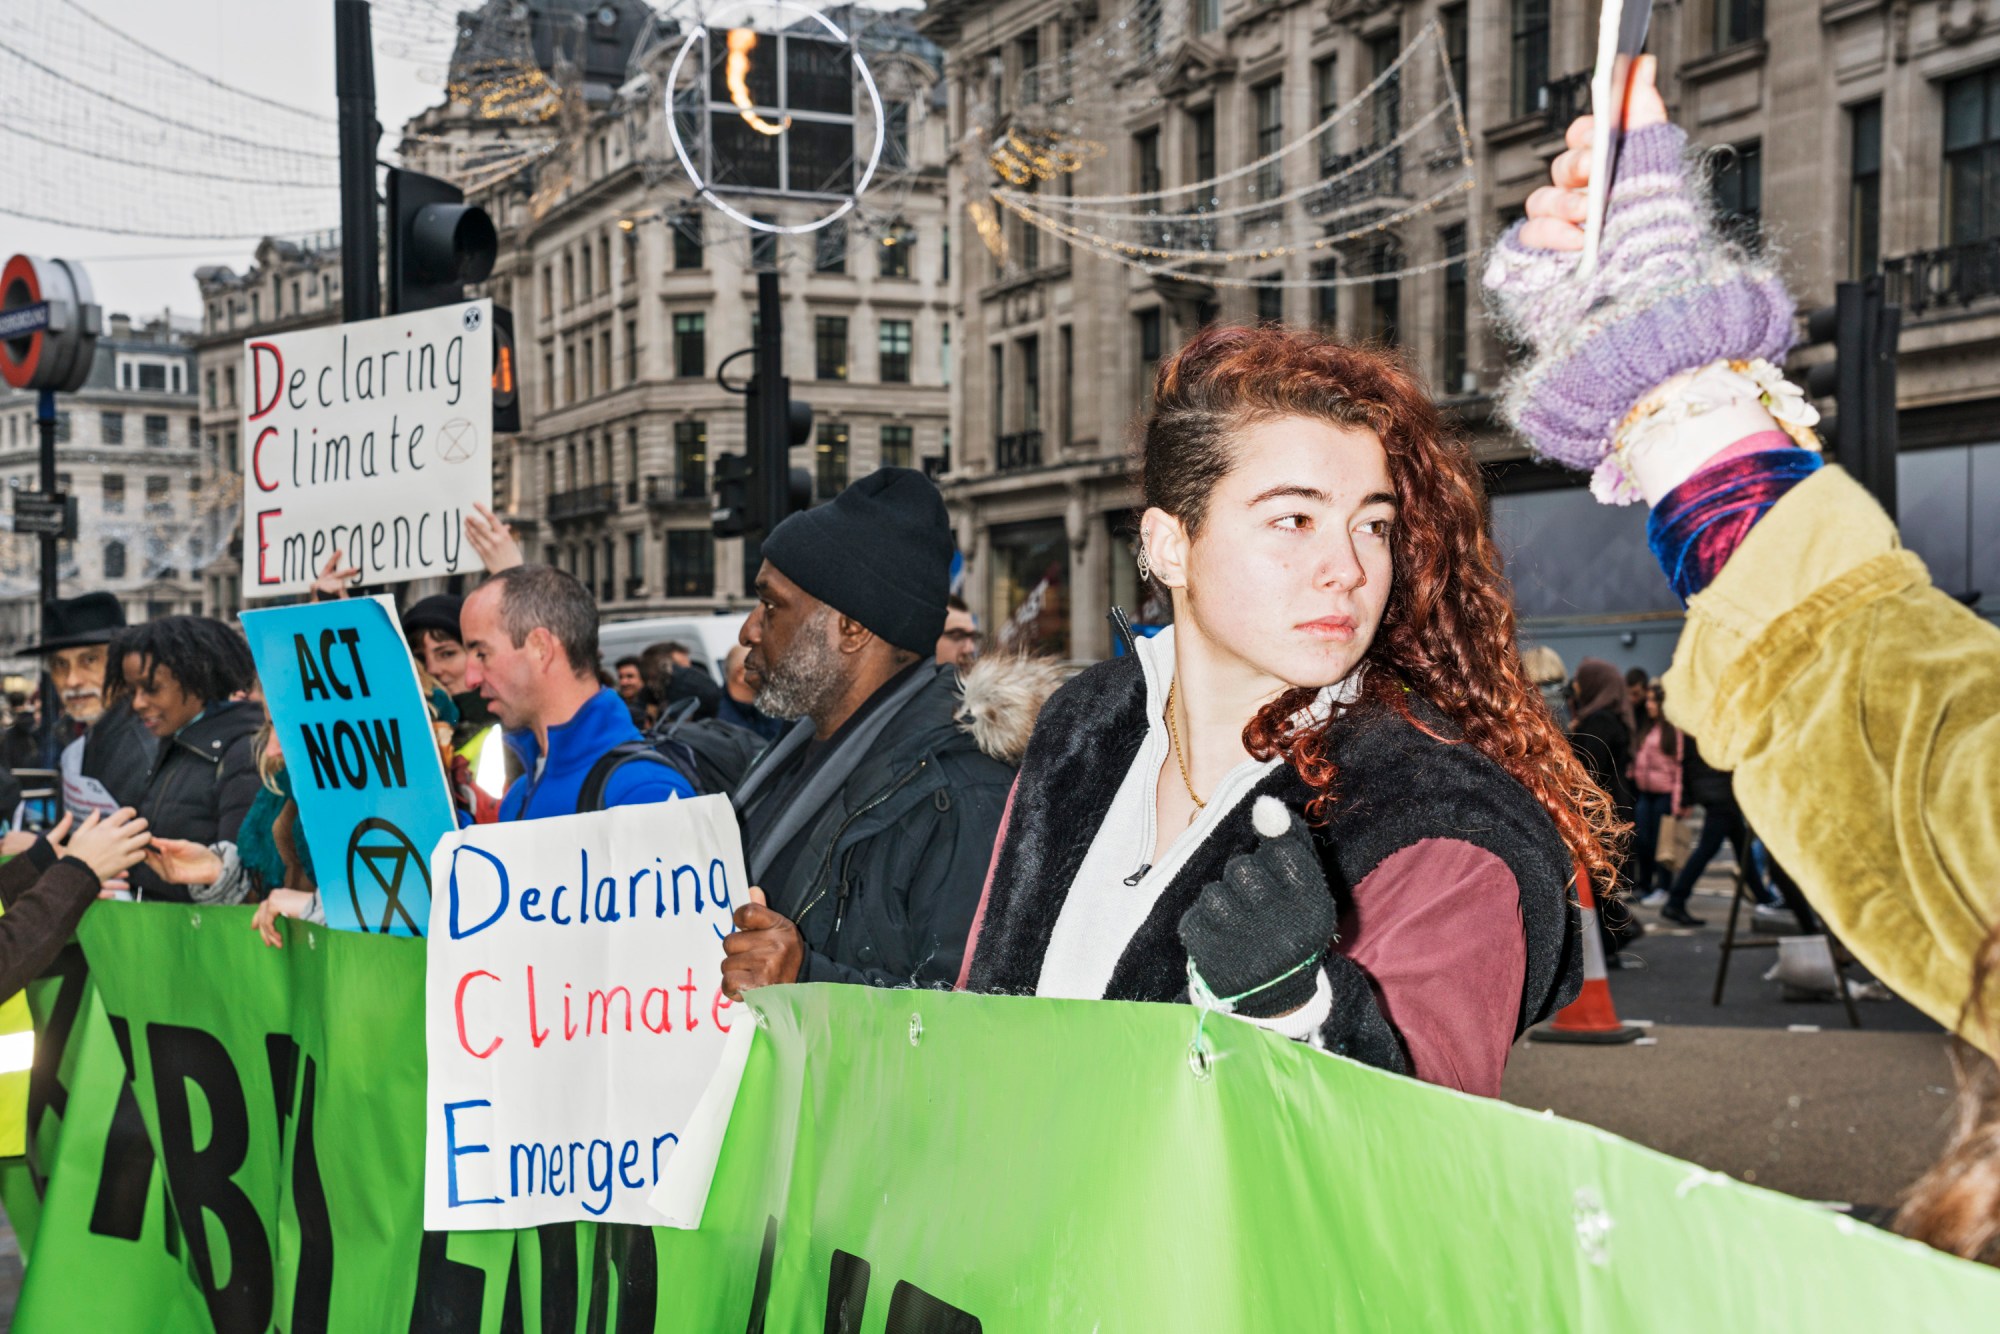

{"left": 908, "top": 1013, "right": 923, "bottom": 1047}
{"left": 189, "top": 911, "right": 201, "bottom": 929}
{"left": 1187, "top": 1030, "right": 1215, "bottom": 1082}
{"left": 306, "top": 930, "right": 317, "bottom": 951}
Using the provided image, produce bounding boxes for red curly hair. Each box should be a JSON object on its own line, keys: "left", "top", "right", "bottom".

{"left": 1141, "top": 324, "right": 1622, "bottom": 895}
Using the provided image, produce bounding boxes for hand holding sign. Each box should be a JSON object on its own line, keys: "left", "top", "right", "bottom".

{"left": 721, "top": 886, "right": 804, "bottom": 999}
{"left": 309, "top": 549, "right": 362, "bottom": 602}
{"left": 1523, "top": 54, "right": 1667, "bottom": 252}
{"left": 463, "top": 503, "right": 524, "bottom": 575}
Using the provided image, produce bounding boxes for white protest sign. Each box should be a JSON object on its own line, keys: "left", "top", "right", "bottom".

{"left": 243, "top": 299, "right": 493, "bottom": 599}
{"left": 423, "top": 795, "right": 743, "bottom": 1229}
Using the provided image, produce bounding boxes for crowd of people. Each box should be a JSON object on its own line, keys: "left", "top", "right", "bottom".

{"left": 0, "top": 54, "right": 1994, "bottom": 1273}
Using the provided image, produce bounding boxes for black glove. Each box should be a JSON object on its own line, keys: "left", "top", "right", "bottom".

{"left": 1177, "top": 797, "right": 1338, "bottom": 1019}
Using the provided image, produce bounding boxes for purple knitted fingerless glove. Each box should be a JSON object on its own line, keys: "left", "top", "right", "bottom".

{"left": 1481, "top": 124, "right": 1797, "bottom": 491}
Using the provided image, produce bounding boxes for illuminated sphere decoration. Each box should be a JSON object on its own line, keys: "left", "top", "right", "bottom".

{"left": 664, "top": 0, "right": 887, "bottom": 237}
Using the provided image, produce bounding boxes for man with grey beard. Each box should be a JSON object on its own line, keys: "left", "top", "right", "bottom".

{"left": 723, "top": 469, "right": 1020, "bottom": 997}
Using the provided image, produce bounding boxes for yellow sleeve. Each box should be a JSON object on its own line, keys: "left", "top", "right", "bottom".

{"left": 1661, "top": 464, "right": 2000, "bottom": 1048}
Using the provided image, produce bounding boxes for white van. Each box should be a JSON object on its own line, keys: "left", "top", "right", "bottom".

{"left": 596, "top": 613, "right": 749, "bottom": 680}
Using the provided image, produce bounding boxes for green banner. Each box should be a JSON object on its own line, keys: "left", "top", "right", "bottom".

{"left": 11, "top": 903, "right": 2000, "bottom": 1331}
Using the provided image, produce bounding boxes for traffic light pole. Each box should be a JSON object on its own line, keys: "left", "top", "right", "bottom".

{"left": 754, "top": 271, "right": 788, "bottom": 536}
{"left": 335, "top": 0, "right": 382, "bottom": 323}
{"left": 36, "top": 390, "right": 56, "bottom": 619}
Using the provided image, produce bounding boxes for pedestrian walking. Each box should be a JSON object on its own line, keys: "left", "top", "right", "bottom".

{"left": 1630, "top": 684, "right": 1681, "bottom": 903}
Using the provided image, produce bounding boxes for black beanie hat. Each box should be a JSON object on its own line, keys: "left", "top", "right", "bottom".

{"left": 761, "top": 467, "right": 952, "bottom": 656}
{"left": 401, "top": 594, "right": 464, "bottom": 644}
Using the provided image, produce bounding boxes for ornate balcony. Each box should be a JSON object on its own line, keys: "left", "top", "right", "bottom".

{"left": 1881, "top": 239, "right": 2000, "bottom": 318}
{"left": 996, "top": 429, "right": 1044, "bottom": 472}
{"left": 548, "top": 482, "right": 616, "bottom": 523}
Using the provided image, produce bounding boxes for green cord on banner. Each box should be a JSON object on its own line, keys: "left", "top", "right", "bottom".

{"left": 1186, "top": 952, "right": 1326, "bottom": 1079}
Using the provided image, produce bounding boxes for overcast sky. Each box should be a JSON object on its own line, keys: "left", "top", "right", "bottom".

{"left": 6, "top": 0, "right": 444, "bottom": 323}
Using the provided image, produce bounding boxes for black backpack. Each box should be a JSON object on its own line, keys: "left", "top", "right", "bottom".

{"left": 574, "top": 703, "right": 767, "bottom": 812}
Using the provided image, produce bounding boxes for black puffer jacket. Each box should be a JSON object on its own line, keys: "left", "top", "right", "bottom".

{"left": 128, "top": 699, "right": 263, "bottom": 903}
{"left": 731, "top": 660, "right": 1046, "bottom": 989}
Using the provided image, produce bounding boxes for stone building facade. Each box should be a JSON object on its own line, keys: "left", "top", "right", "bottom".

{"left": 192, "top": 232, "right": 346, "bottom": 618}
{"left": 412, "top": 5, "right": 956, "bottom": 617}
{"left": 920, "top": 0, "right": 2000, "bottom": 666}
{"left": 0, "top": 314, "right": 208, "bottom": 663}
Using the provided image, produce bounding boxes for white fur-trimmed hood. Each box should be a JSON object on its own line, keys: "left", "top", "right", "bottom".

{"left": 953, "top": 655, "right": 1072, "bottom": 767}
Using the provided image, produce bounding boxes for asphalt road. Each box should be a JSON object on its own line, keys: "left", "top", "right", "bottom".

{"left": 1503, "top": 863, "right": 1959, "bottom": 1213}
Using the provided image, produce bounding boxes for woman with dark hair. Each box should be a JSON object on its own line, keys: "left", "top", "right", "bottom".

{"left": 957, "top": 325, "right": 1615, "bottom": 1096}
{"left": 1565, "top": 658, "right": 1636, "bottom": 829}
{"left": 111, "top": 616, "right": 263, "bottom": 903}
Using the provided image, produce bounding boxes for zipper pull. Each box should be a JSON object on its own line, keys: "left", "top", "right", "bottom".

{"left": 1123, "top": 864, "right": 1151, "bottom": 886}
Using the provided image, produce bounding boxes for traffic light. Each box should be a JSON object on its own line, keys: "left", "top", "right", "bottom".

{"left": 1800, "top": 277, "right": 1900, "bottom": 515}
{"left": 491, "top": 304, "right": 519, "bottom": 433}
{"left": 385, "top": 167, "right": 497, "bottom": 315}
{"left": 711, "top": 451, "right": 757, "bottom": 538}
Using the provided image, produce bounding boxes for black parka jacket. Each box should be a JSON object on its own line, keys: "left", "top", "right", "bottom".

{"left": 128, "top": 699, "right": 262, "bottom": 903}
{"left": 733, "top": 663, "right": 1027, "bottom": 990}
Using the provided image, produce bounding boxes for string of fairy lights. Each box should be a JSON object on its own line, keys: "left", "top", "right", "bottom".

{"left": 971, "top": 17, "right": 1475, "bottom": 291}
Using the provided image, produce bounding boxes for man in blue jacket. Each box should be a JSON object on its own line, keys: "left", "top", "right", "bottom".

{"left": 460, "top": 565, "right": 694, "bottom": 818}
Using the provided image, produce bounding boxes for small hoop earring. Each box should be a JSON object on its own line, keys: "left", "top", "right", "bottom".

{"left": 1136, "top": 545, "right": 1152, "bottom": 583}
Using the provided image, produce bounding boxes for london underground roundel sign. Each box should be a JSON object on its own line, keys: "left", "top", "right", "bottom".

{"left": 0, "top": 254, "right": 101, "bottom": 393}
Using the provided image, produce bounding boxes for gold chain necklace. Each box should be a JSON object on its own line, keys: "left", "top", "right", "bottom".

{"left": 1165, "top": 677, "right": 1206, "bottom": 823}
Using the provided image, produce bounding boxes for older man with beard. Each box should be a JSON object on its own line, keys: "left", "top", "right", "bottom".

{"left": 724, "top": 469, "right": 1019, "bottom": 998}
{"left": 23, "top": 593, "right": 157, "bottom": 819}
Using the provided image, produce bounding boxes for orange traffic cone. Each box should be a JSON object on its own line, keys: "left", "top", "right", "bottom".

{"left": 1534, "top": 876, "right": 1641, "bottom": 1044}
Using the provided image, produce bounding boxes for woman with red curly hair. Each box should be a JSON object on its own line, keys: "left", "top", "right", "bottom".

{"left": 956, "top": 324, "right": 1617, "bottom": 1096}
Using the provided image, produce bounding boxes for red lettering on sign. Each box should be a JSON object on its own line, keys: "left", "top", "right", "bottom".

{"left": 255, "top": 509, "right": 282, "bottom": 585}
{"left": 251, "top": 426, "right": 279, "bottom": 492}
{"left": 454, "top": 969, "right": 502, "bottom": 1059}
{"left": 247, "top": 342, "right": 284, "bottom": 421}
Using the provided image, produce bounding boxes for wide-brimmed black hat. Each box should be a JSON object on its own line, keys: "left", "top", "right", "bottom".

{"left": 23, "top": 592, "right": 126, "bottom": 655}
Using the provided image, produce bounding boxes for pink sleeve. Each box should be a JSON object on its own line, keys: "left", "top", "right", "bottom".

{"left": 1336, "top": 838, "right": 1528, "bottom": 1098}
{"left": 953, "top": 776, "right": 1018, "bottom": 991}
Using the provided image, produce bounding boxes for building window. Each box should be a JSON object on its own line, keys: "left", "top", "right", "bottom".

{"left": 1136, "top": 129, "right": 1162, "bottom": 197}
{"left": 1443, "top": 5, "right": 1468, "bottom": 103}
{"left": 1191, "top": 107, "right": 1217, "bottom": 187}
{"left": 1370, "top": 31, "right": 1401, "bottom": 149}
{"left": 1312, "top": 258, "right": 1338, "bottom": 328}
{"left": 879, "top": 230, "right": 912, "bottom": 279}
{"left": 1021, "top": 334, "right": 1041, "bottom": 429}
{"left": 54, "top": 411, "right": 71, "bottom": 443}
{"left": 225, "top": 429, "right": 237, "bottom": 471}
{"left": 816, "top": 219, "right": 847, "bottom": 273}
{"left": 665, "top": 531, "right": 713, "bottom": 598}
{"left": 884, "top": 99, "right": 911, "bottom": 168}
{"left": 102, "top": 475, "right": 125, "bottom": 513}
{"left": 1194, "top": 0, "right": 1221, "bottom": 36}
{"left": 881, "top": 424, "right": 914, "bottom": 469}
{"left": 815, "top": 421, "right": 850, "bottom": 499}
{"left": 138, "top": 364, "right": 167, "bottom": 391}
{"left": 674, "top": 420, "right": 707, "bottom": 499}
{"left": 146, "top": 475, "right": 171, "bottom": 515}
{"left": 751, "top": 215, "right": 778, "bottom": 269}
{"left": 1256, "top": 279, "right": 1284, "bottom": 323}
{"left": 582, "top": 339, "right": 595, "bottom": 397}
{"left": 990, "top": 520, "right": 1069, "bottom": 658}
{"left": 1944, "top": 68, "right": 2000, "bottom": 245}
{"left": 816, "top": 316, "right": 849, "bottom": 380}
{"left": 144, "top": 414, "right": 169, "bottom": 447}
{"left": 1850, "top": 100, "right": 1882, "bottom": 279}
{"left": 1059, "top": 325, "right": 1074, "bottom": 447}
{"left": 1017, "top": 29, "right": 1042, "bottom": 106}
{"left": 1314, "top": 56, "right": 1339, "bottom": 167}
{"left": 673, "top": 313, "right": 705, "bottom": 378}
{"left": 941, "top": 321, "right": 952, "bottom": 387}
{"left": 1364, "top": 240, "right": 1401, "bottom": 345}
{"left": 1712, "top": 140, "right": 1763, "bottom": 250}
{"left": 1137, "top": 308, "right": 1164, "bottom": 399}
{"left": 991, "top": 344, "right": 1006, "bottom": 435}
{"left": 673, "top": 212, "right": 704, "bottom": 269}
{"left": 1254, "top": 80, "right": 1284, "bottom": 200}
{"left": 941, "top": 224, "right": 951, "bottom": 280}
{"left": 543, "top": 353, "right": 556, "bottom": 410}
{"left": 204, "top": 370, "right": 217, "bottom": 409}
{"left": 626, "top": 319, "right": 639, "bottom": 384}
{"left": 101, "top": 411, "right": 125, "bottom": 445}
{"left": 1441, "top": 223, "right": 1469, "bottom": 393}
{"left": 1715, "top": 0, "right": 1764, "bottom": 50}
{"left": 103, "top": 541, "right": 126, "bottom": 580}
{"left": 563, "top": 253, "right": 574, "bottom": 307}
{"left": 879, "top": 319, "right": 912, "bottom": 383}
{"left": 1512, "top": 0, "right": 1551, "bottom": 119}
